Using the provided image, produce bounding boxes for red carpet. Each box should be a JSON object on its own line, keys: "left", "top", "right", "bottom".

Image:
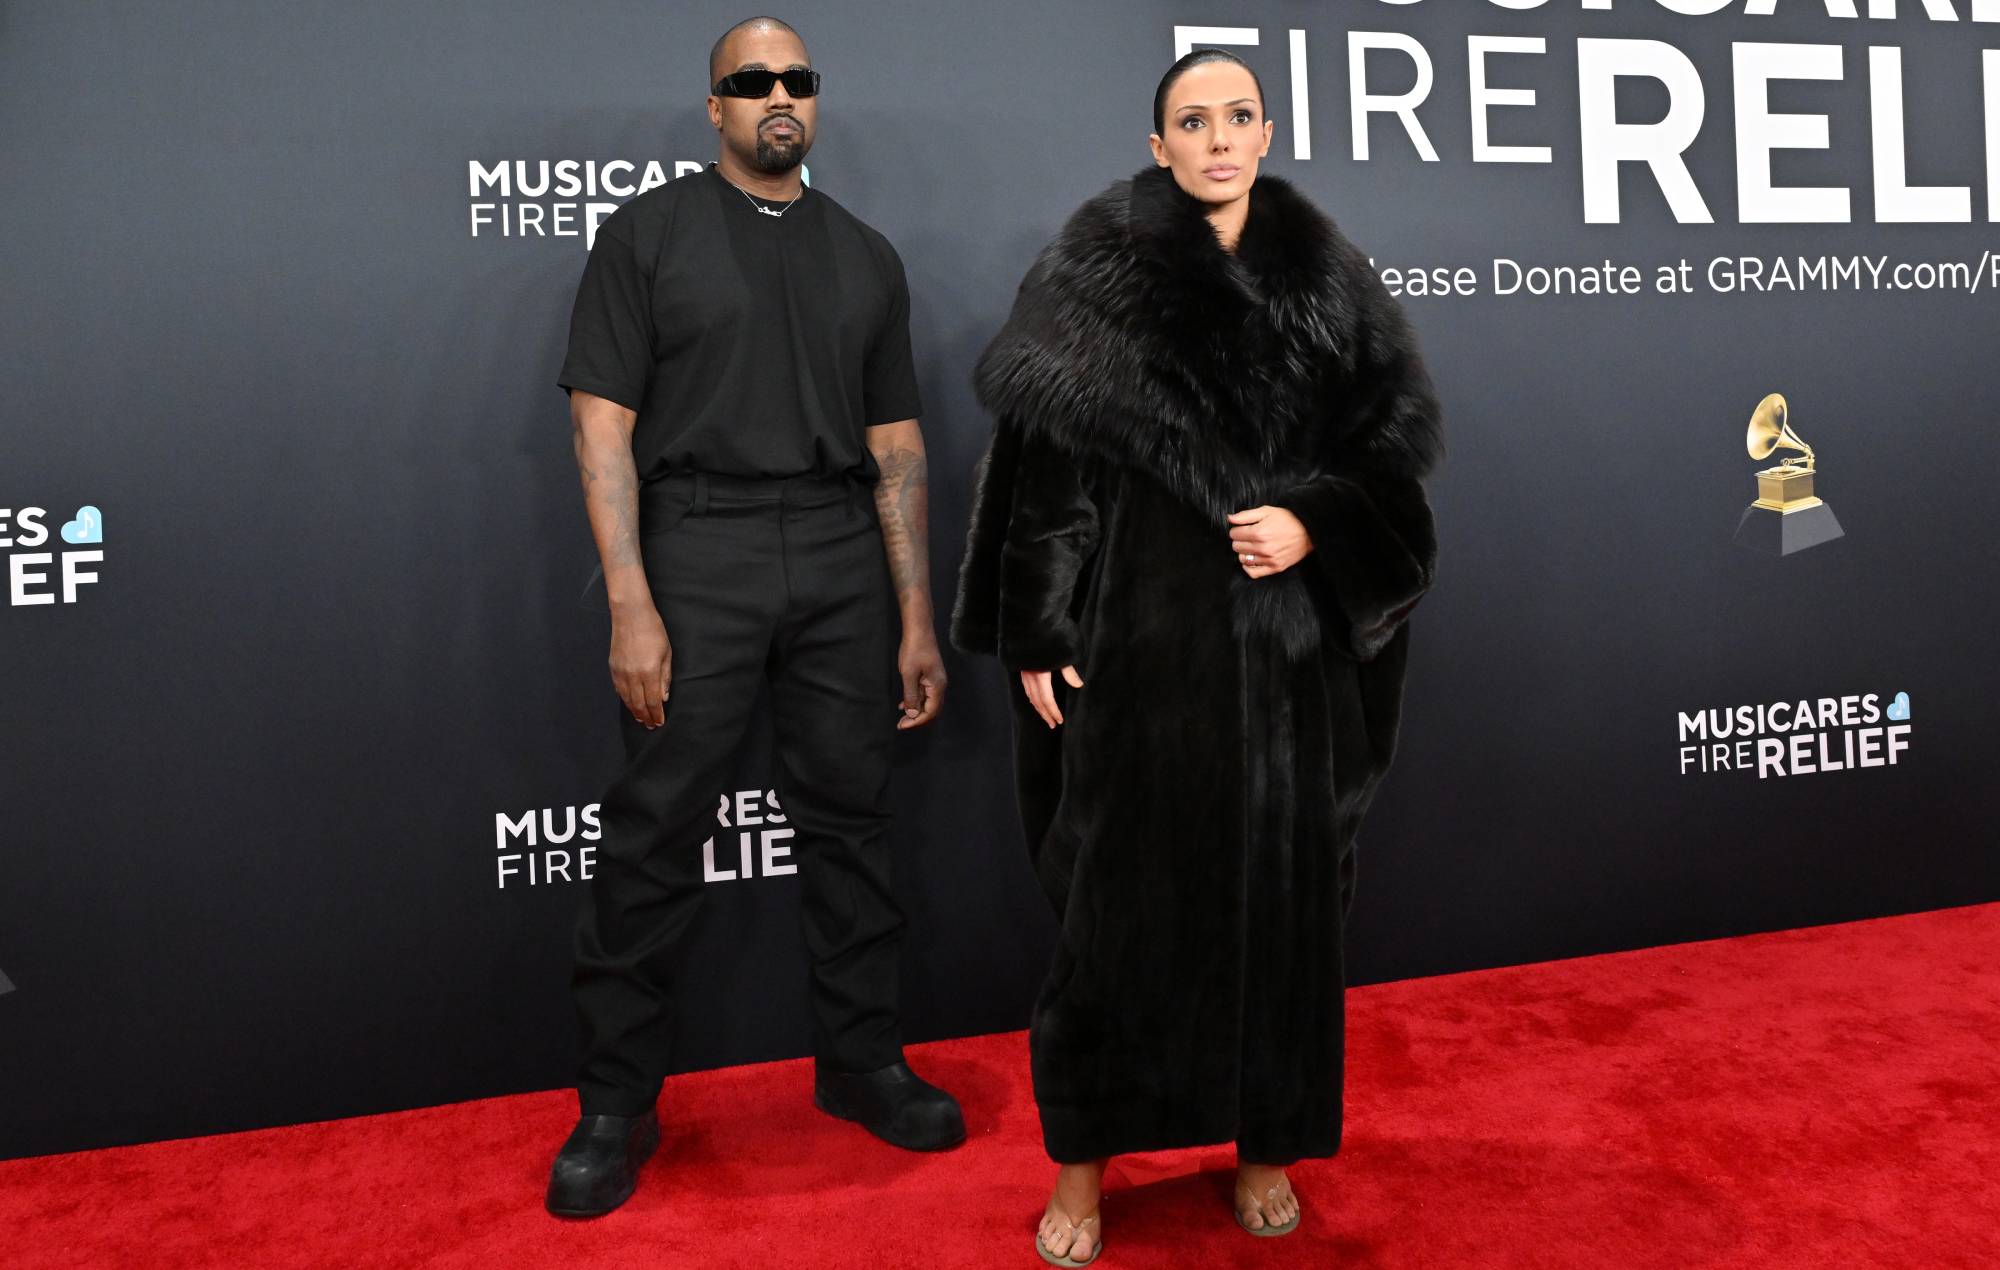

{"left": 7, "top": 903, "right": 1997, "bottom": 1269}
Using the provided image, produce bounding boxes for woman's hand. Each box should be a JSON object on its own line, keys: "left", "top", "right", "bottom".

{"left": 1227, "top": 506, "right": 1313, "bottom": 578}
{"left": 1020, "top": 665, "right": 1086, "bottom": 728}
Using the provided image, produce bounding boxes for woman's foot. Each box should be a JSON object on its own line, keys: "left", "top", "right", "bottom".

{"left": 1234, "top": 1162, "right": 1301, "bottom": 1235}
{"left": 1037, "top": 1159, "right": 1107, "bottom": 1265}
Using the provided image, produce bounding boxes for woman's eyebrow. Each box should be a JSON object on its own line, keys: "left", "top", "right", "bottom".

{"left": 1177, "top": 97, "right": 1257, "bottom": 113}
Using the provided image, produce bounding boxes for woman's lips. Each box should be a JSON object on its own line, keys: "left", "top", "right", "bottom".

{"left": 1205, "top": 164, "right": 1240, "bottom": 180}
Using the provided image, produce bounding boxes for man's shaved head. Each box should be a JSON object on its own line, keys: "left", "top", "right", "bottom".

{"left": 705, "top": 16, "right": 815, "bottom": 182}
{"left": 709, "top": 15, "right": 804, "bottom": 83}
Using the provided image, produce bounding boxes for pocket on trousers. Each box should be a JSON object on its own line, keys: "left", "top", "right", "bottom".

{"left": 846, "top": 482, "right": 876, "bottom": 527}
{"left": 640, "top": 487, "right": 694, "bottom": 540}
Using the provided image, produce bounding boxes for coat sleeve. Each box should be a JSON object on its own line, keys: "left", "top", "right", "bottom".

{"left": 948, "top": 417, "right": 1102, "bottom": 672}
{"left": 994, "top": 426, "right": 1101, "bottom": 672}
{"left": 1273, "top": 288, "right": 1442, "bottom": 663}
{"left": 947, "top": 420, "right": 1017, "bottom": 659}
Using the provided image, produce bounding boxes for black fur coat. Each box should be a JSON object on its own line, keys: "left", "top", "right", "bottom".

{"left": 951, "top": 164, "right": 1443, "bottom": 1163}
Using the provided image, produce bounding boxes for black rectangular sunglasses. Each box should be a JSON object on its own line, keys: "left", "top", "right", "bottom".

{"left": 712, "top": 68, "right": 821, "bottom": 98}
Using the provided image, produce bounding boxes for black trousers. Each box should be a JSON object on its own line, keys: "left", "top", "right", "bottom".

{"left": 571, "top": 471, "right": 904, "bottom": 1117}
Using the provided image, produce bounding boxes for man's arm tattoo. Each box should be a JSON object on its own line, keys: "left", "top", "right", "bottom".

{"left": 873, "top": 443, "right": 932, "bottom": 613}
{"left": 574, "top": 417, "right": 644, "bottom": 581}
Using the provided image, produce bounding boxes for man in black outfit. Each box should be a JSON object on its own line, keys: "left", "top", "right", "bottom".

{"left": 545, "top": 15, "right": 962, "bottom": 1218}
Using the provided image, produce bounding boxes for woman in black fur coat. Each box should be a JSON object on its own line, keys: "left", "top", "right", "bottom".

{"left": 951, "top": 50, "right": 1443, "bottom": 1264}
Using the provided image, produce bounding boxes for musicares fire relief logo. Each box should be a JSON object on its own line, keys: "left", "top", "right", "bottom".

{"left": 494, "top": 789, "right": 798, "bottom": 889}
{"left": 3, "top": 503, "right": 104, "bottom": 608}
{"left": 467, "top": 159, "right": 813, "bottom": 250}
{"left": 1677, "top": 690, "right": 1911, "bottom": 779}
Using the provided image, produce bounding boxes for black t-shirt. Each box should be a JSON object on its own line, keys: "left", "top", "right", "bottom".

{"left": 558, "top": 164, "right": 923, "bottom": 482}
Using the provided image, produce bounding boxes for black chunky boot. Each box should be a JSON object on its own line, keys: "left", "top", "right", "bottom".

{"left": 544, "top": 1110, "right": 661, "bottom": 1217}
{"left": 813, "top": 1060, "right": 966, "bottom": 1151}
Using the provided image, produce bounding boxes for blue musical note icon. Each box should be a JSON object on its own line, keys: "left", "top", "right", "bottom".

{"left": 61, "top": 506, "right": 103, "bottom": 545}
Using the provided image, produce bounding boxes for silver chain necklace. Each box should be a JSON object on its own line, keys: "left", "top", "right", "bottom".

{"left": 724, "top": 174, "right": 803, "bottom": 218}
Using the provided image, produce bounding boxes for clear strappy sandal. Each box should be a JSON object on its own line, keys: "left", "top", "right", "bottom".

{"left": 1234, "top": 1180, "right": 1301, "bottom": 1237}
{"left": 1035, "top": 1206, "right": 1102, "bottom": 1266}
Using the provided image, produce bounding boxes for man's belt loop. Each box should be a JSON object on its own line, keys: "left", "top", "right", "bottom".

{"left": 691, "top": 472, "right": 709, "bottom": 517}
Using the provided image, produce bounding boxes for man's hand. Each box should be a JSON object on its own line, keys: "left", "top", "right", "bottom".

{"left": 897, "top": 632, "right": 947, "bottom": 729}
{"left": 1020, "top": 665, "right": 1085, "bottom": 729}
{"left": 1227, "top": 506, "right": 1314, "bottom": 578}
{"left": 610, "top": 604, "right": 672, "bottom": 729}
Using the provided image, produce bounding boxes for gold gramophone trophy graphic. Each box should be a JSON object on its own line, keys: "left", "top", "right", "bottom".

{"left": 1732, "top": 393, "right": 1844, "bottom": 555}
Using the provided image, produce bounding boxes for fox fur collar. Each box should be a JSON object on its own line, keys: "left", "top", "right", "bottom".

{"left": 971, "top": 163, "right": 1442, "bottom": 523}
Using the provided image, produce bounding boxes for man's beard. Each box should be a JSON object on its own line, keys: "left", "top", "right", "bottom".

{"left": 750, "top": 118, "right": 806, "bottom": 173}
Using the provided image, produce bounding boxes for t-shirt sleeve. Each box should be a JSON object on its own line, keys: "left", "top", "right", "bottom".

{"left": 556, "top": 216, "right": 652, "bottom": 410}
{"left": 862, "top": 243, "right": 924, "bottom": 426}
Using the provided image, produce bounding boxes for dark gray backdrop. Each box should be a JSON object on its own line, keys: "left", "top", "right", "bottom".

{"left": 4, "top": 0, "right": 1995, "bottom": 1160}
